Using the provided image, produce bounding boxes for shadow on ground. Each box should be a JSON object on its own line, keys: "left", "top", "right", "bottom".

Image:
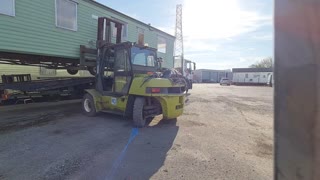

{"left": 0, "top": 101, "right": 178, "bottom": 180}
{"left": 115, "top": 118, "right": 179, "bottom": 180}
{"left": 1, "top": 84, "right": 274, "bottom": 179}
{"left": 72, "top": 117, "right": 179, "bottom": 180}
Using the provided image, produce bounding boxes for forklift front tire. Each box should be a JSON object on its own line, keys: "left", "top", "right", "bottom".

{"left": 82, "top": 94, "right": 97, "bottom": 117}
{"left": 133, "top": 97, "right": 146, "bottom": 128}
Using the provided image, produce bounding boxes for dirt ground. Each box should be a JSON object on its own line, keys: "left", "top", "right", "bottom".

{"left": 0, "top": 84, "right": 273, "bottom": 180}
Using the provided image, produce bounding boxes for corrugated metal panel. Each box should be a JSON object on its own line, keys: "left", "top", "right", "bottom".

{"left": 226, "top": 72, "right": 233, "bottom": 80}
{"left": 210, "top": 72, "right": 217, "bottom": 82}
{"left": 202, "top": 71, "right": 210, "bottom": 80}
{"left": 0, "top": 0, "right": 174, "bottom": 68}
{"left": 193, "top": 70, "right": 202, "bottom": 82}
{"left": 195, "top": 70, "right": 233, "bottom": 83}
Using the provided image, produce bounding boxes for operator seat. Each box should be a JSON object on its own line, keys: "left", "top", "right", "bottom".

{"left": 102, "top": 76, "right": 113, "bottom": 92}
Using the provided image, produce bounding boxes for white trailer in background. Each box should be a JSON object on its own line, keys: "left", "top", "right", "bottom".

{"left": 232, "top": 68, "right": 273, "bottom": 85}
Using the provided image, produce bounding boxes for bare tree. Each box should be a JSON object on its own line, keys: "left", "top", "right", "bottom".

{"left": 249, "top": 57, "right": 273, "bottom": 68}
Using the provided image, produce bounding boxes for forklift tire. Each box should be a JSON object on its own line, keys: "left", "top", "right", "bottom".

{"left": 82, "top": 94, "right": 97, "bottom": 117}
{"left": 133, "top": 97, "right": 146, "bottom": 128}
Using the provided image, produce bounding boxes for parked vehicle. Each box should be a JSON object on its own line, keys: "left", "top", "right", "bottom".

{"left": 220, "top": 78, "right": 231, "bottom": 86}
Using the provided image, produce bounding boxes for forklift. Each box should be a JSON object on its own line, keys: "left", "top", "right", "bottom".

{"left": 82, "top": 17, "right": 186, "bottom": 127}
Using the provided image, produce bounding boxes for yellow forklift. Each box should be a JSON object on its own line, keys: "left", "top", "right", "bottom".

{"left": 82, "top": 18, "right": 186, "bottom": 127}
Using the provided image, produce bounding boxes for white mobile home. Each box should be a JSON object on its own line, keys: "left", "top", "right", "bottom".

{"left": 232, "top": 68, "right": 273, "bottom": 85}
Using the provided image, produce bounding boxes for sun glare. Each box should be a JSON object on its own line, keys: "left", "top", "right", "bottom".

{"left": 183, "top": 0, "right": 263, "bottom": 40}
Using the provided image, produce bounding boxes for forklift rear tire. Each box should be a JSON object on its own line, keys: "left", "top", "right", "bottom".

{"left": 82, "top": 94, "right": 97, "bottom": 117}
{"left": 133, "top": 97, "right": 146, "bottom": 128}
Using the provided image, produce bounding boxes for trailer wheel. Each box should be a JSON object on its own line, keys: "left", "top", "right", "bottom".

{"left": 67, "top": 69, "right": 78, "bottom": 75}
{"left": 82, "top": 94, "right": 96, "bottom": 117}
{"left": 88, "top": 67, "right": 97, "bottom": 76}
{"left": 133, "top": 97, "right": 146, "bottom": 128}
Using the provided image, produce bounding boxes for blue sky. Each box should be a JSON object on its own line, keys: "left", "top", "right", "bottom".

{"left": 96, "top": 0, "right": 273, "bottom": 70}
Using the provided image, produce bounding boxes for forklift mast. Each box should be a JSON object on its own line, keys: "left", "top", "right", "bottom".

{"left": 95, "top": 17, "right": 124, "bottom": 93}
{"left": 96, "top": 17, "right": 123, "bottom": 48}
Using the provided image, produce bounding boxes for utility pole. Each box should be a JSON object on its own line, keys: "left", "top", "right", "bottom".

{"left": 174, "top": 4, "right": 184, "bottom": 70}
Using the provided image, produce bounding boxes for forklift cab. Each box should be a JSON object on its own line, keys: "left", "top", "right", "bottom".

{"left": 96, "top": 42, "right": 158, "bottom": 96}
{"left": 94, "top": 17, "right": 159, "bottom": 96}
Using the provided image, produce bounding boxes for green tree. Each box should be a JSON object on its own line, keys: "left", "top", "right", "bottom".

{"left": 249, "top": 57, "right": 273, "bottom": 68}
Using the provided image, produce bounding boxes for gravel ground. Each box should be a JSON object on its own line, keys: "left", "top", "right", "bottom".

{"left": 0, "top": 84, "right": 273, "bottom": 180}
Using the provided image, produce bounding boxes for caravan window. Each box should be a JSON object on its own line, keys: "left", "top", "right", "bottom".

{"left": 137, "top": 27, "right": 145, "bottom": 46}
{"left": 56, "top": 0, "right": 78, "bottom": 31}
{"left": 111, "top": 18, "right": 128, "bottom": 41}
{"left": 0, "top": 0, "right": 15, "bottom": 16}
{"left": 157, "top": 36, "right": 167, "bottom": 53}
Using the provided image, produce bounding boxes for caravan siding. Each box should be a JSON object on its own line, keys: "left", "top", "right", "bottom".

{"left": 0, "top": 0, "right": 175, "bottom": 68}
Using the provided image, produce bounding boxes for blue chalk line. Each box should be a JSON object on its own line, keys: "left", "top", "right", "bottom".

{"left": 106, "top": 128, "right": 139, "bottom": 180}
